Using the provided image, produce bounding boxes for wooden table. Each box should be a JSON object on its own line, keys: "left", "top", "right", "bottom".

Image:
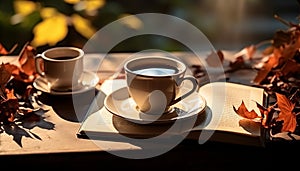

{"left": 0, "top": 51, "right": 296, "bottom": 170}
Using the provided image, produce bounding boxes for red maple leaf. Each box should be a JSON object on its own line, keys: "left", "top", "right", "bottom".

{"left": 275, "top": 93, "right": 297, "bottom": 133}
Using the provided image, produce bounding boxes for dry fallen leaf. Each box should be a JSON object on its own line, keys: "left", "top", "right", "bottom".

{"left": 18, "top": 43, "right": 37, "bottom": 77}
{"left": 0, "top": 89, "right": 19, "bottom": 123}
{"left": 0, "top": 63, "right": 12, "bottom": 87}
{"left": 0, "top": 43, "right": 9, "bottom": 55}
{"left": 0, "top": 43, "right": 38, "bottom": 124}
{"left": 233, "top": 100, "right": 261, "bottom": 120}
{"left": 252, "top": 49, "right": 281, "bottom": 84}
{"left": 280, "top": 59, "right": 300, "bottom": 76}
{"left": 275, "top": 93, "right": 297, "bottom": 133}
{"left": 255, "top": 102, "right": 269, "bottom": 127}
{"left": 0, "top": 42, "right": 52, "bottom": 146}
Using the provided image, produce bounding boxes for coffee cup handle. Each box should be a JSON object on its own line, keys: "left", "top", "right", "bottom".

{"left": 35, "top": 54, "right": 45, "bottom": 76}
{"left": 170, "top": 76, "right": 198, "bottom": 105}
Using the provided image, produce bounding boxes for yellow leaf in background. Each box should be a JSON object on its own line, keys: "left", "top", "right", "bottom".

{"left": 64, "top": 0, "right": 80, "bottom": 4}
{"left": 40, "top": 7, "right": 58, "bottom": 19}
{"left": 71, "top": 0, "right": 105, "bottom": 16}
{"left": 31, "top": 14, "right": 68, "bottom": 47}
{"left": 72, "top": 14, "right": 96, "bottom": 39}
{"left": 85, "top": 0, "right": 105, "bottom": 11}
{"left": 14, "top": 0, "right": 37, "bottom": 16}
{"left": 119, "top": 14, "right": 143, "bottom": 30}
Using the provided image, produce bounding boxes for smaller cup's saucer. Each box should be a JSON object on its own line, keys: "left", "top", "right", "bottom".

{"left": 104, "top": 87, "right": 206, "bottom": 124}
{"left": 33, "top": 70, "right": 99, "bottom": 95}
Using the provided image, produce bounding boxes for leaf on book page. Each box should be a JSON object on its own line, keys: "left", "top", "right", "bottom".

{"left": 233, "top": 100, "right": 261, "bottom": 120}
{"left": 275, "top": 93, "right": 297, "bottom": 133}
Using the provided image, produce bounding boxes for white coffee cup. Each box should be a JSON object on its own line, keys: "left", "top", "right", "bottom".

{"left": 35, "top": 47, "right": 84, "bottom": 91}
{"left": 124, "top": 56, "right": 198, "bottom": 115}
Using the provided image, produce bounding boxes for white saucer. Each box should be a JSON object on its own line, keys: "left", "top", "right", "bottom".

{"left": 104, "top": 87, "right": 206, "bottom": 124}
{"left": 33, "top": 70, "right": 99, "bottom": 95}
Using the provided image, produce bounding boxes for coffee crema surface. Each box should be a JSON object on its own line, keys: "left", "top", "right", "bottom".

{"left": 132, "top": 66, "right": 179, "bottom": 76}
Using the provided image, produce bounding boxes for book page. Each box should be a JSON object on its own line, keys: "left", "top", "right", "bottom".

{"left": 197, "top": 82, "right": 264, "bottom": 137}
{"left": 78, "top": 80, "right": 265, "bottom": 146}
{"left": 79, "top": 107, "right": 117, "bottom": 137}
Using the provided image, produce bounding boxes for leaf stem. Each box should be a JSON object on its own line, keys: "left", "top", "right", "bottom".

{"left": 274, "top": 14, "right": 293, "bottom": 27}
{"left": 289, "top": 89, "right": 299, "bottom": 101}
{"left": 255, "top": 39, "right": 273, "bottom": 49}
{"left": 8, "top": 44, "right": 18, "bottom": 54}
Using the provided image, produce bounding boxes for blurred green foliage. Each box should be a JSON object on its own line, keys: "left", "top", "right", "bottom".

{"left": 0, "top": 0, "right": 106, "bottom": 53}
{"left": 1, "top": 0, "right": 199, "bottom": 54}
{"left": 0, "top": 0, "right": 299, "bottom": 54}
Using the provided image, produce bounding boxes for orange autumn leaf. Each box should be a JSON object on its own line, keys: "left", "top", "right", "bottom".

{"left": 0, "top": 63, "right": 12, "bottom": 86}
{"left": 255, "top": 102, "right": 267, "bottom": 118}
{"left": 0, "top": 89, "right": 19, "bottom": 122}
{"left": 280, "top": 59, "right": 300, "bottom": 76}
{"left": 3, "top": 62, "right": 34, "bottom": 83}
{"left": 18, "top": 44, "right": 37, "bottom": 76}
{"left": 275, "top": 93, "right": 297, "bottom": 133}
{"left": 5, "top": 88, "right": 16, "bottom": 99}
{"left": 4, "top": 63, "right": 20, "bottom": 76}
{"left": 0, "top": 43, "right": 9, "bottom": 55}
{"left": 255, "top": 101, "right": 278, "bottom": 128}
{"left": 233, "top": 100, "right": 261, "bottom": 119}
{"left": 253, "top": 49, "right": 281, "bottom": 84}
{"left": 279, "top": 32, "right": 300, "bottom": 63}
{"left": 0, "top": 43, "right": 18, "bottom": 55}
{"left": 253, "top": 28, "right": 300, "bottom": 84}
{"left": 255, "top": 102, "right": 268, "bottom": 126}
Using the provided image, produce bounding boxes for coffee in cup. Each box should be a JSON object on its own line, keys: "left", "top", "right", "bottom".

{"left": 35, "top": 47, "right": 84, "bottom": 91}
{"left": 124, "top": 56, "right": 198, "bottom": 115}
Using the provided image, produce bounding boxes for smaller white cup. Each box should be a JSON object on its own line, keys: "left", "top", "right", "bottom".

{"left": 35, "top": 47, "right": 84, "bottom": 91}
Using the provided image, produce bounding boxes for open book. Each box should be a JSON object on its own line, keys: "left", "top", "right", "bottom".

{"left": 191, "top": 81, "right": 267, "bottom": 147}
{"left": 77, "top": 79, "right": 267, "bottom": 147}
